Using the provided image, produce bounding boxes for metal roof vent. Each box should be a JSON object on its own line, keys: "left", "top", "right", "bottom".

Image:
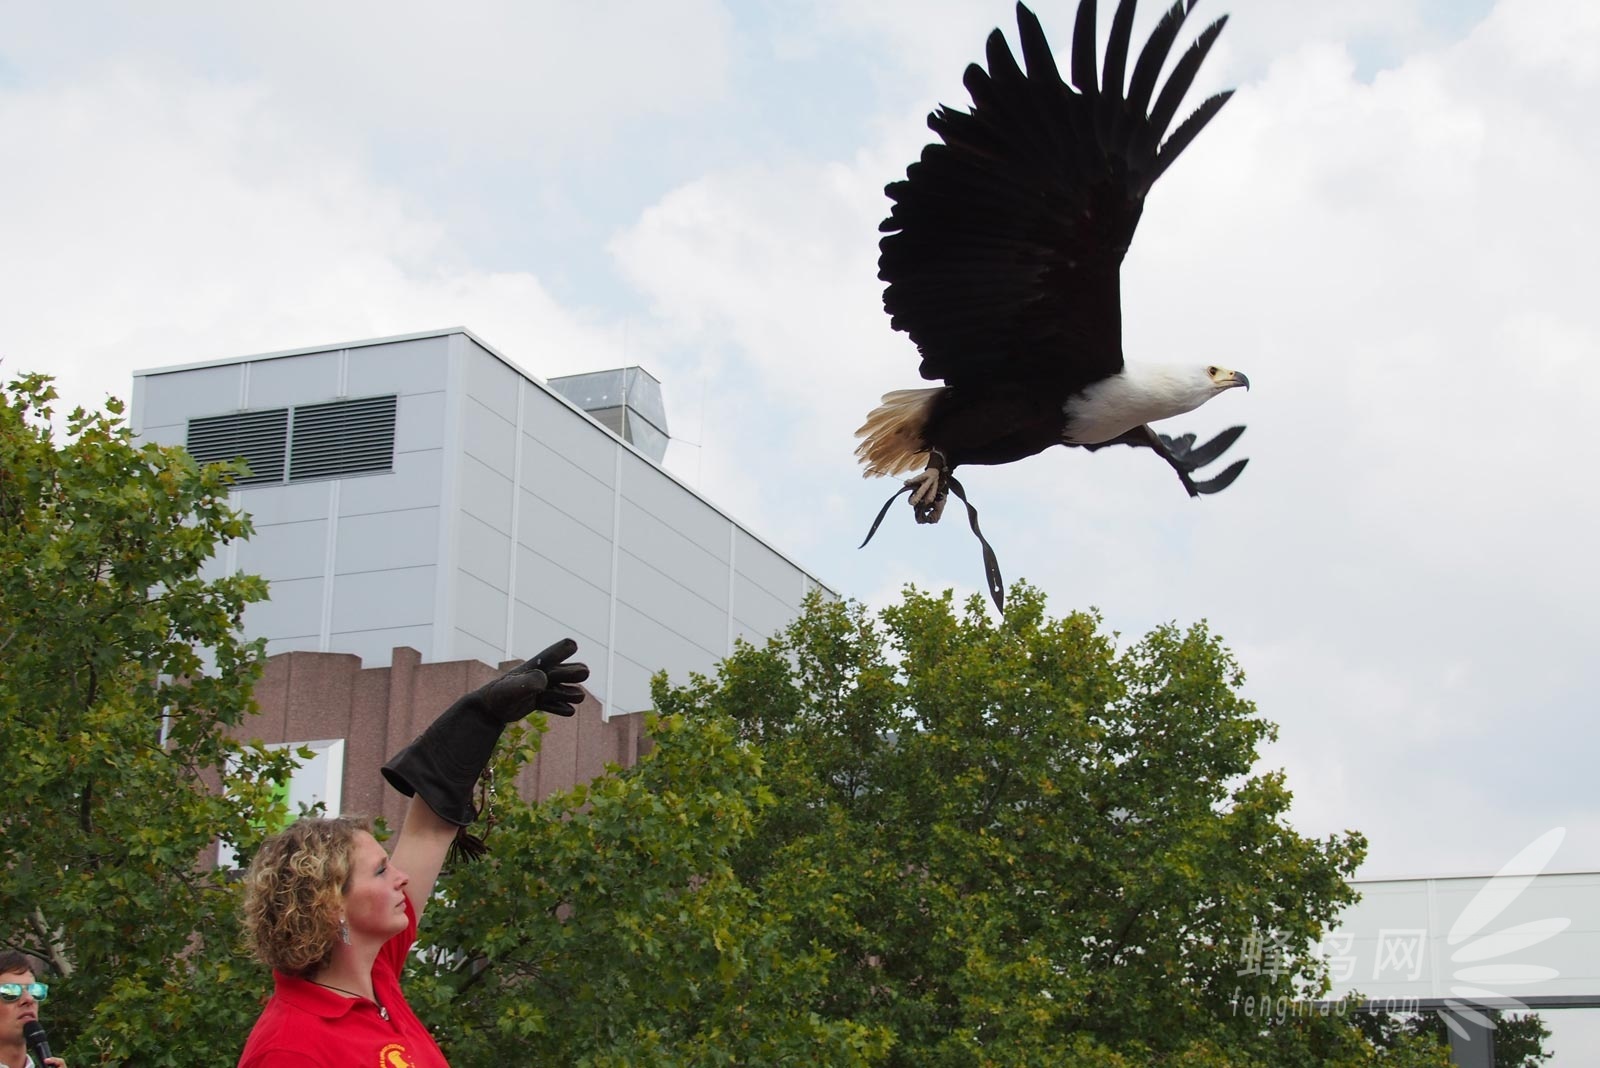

{"left": 547, "top": 366, "right": 669, "bottom": 464}
{"left": 289, "top": 395, "right": 398, "bottom": 482}
{"left": 184, "top": 395, "right": 396, "bottom": 486}
{"left": 186, "top": 407, "right": 289, "bottom": 485}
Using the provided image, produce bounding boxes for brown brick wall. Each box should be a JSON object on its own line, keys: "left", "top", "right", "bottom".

{"left": 234, "top": 646, "right": 649, "bottom": 828}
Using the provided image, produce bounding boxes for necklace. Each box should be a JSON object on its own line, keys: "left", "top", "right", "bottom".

{"left": 310, "top": 979, "right": 390, "bottom": 1021}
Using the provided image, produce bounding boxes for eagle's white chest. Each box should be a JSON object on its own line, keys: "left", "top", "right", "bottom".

{"left": 1062, "top": 365, "right": 1214, "bottom": 445}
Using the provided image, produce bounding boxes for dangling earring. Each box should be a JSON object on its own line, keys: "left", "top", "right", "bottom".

{"left": 339, "top": 917, "right": 351, "bottom": 945}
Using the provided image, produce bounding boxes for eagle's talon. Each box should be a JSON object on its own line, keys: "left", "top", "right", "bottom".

{"left": 905, "top": 469, "right": 949, "bottom": 524}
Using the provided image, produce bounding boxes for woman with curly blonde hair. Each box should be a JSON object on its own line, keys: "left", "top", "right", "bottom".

{"left": 236, "top": 639, "right": 588, "bottom": 1067}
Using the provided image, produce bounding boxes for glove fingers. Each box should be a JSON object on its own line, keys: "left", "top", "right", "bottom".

{"left": 536, "top": 694, "right": 579, "bottom": 716}
{"left": 529, "top": 638, "right": 579, "bottom": 669}
{"left": 496, "top": 639, "right": 585, "bottom": 717}
{"left": 545, "top": 661, "right": 590, "bottom": 685}
{"left": 489, "top": 668, "right": 548, "bottom": 700}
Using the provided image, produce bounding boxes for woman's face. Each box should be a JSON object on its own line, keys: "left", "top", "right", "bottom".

{"left": 342, "top": 831, "right": 410, "bottom": 944}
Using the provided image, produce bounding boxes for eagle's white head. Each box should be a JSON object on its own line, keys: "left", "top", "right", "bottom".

{"left": 1065, "top": 363, "right": 1249, "bottom": 445}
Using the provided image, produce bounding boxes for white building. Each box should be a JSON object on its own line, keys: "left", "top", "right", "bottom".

{"left": 131, "top": 327, "right": 833, "bottom": 717}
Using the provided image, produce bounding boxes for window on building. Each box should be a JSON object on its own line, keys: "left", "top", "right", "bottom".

{"left": 186, "top": 395, "right": 397, "bottom": 486}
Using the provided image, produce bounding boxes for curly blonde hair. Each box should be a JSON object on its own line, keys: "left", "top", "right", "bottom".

{"left": 241, "top": 816, "right": 372, "bottom": 976}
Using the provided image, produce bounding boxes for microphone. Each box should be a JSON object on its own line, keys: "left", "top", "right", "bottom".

{"left": 22, "top": 1020, "right": 52, "bottom": 1065}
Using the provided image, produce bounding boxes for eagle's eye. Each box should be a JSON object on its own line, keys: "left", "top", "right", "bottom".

{"left": 1205, "top": 365, "right": 1218, "bottom": 377}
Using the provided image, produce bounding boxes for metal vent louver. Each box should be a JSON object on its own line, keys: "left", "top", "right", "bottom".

{"left": 185, "top": 408, "right": 289, "bottom": 485}
{"left": 289, "top": 395, "right": 398, "bottom": 482}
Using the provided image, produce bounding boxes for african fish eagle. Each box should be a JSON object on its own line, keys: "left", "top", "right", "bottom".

{"left": 856, "top": 0, "right": 1251, "bottom": 609}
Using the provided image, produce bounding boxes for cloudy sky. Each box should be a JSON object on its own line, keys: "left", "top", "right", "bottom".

{"left": 4, "top": 0, "right": 1597, "bottom": 1052}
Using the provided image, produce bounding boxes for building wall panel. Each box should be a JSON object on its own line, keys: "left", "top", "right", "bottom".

{"left": 613, "top": 603, "right": 720, "bottom": 691}
{"left": 522, "top": 387, "right": 617, "bottom": 486}
{"left": 616, "top": 500, "right": 729, "bottom": 611}
{"left": 618, "top": 451, "right": 728, "bottom": 560}
{"left": 331, "top": 566, "right": 435, "bottom": 633}
{"left": 137, "top": 363, "right": 243, "bottom": 429}
{"left": 608, "top": 651, "right": 655, "bottom": 717}
{"left": 1327, "top": 871, "right": 1600, "bottom": 1003}
{"left": 462, "top": 396, "right": 516, "bottom": 478}
{"left": 462, "top": 340, "right": 520, "bottom": 423}
{"left": 614, "top": 550, "right": 725, "bottom": 660}
{"left": 325, "top": 625, "right": 435, "bottom": 674}
{"left": 236, "top": 479, "right": 335, "bottom": 527}
{"left": 457, "top": 511, "right": 512, "bottom": 591}
{"left": 514, "top": 547, "right": 609, "bottom": 648}
{"left": 519, "top": 437, "right": 615, "bottom": 539}
{"left": 338, "top": 450, "right": 443, "bottom": 517}
{"left": 346, "top": 336, "right": 450, "bottom": 397}
{"left": 244, "top": 575, "right": 324, "bottom": 642}
{"left": 734, "top": 528, "right": 803, "bottom": 603}
{"left": 336, "top": 508, "right": 438, "bottom": 575}
{"left": 733, "top": 573, "right": 797, "bottom": 643}
{"left": 453, "top": 570, "right": 509, "bottom": 650}
{"left": 393, "top": 391, "right": 448, "bottom": 454}
{"left": 450, "top": 628, "right": 506, "bottom": 669}
{"left": 458, "top": 452, "right": 514, "bottom": 534}
{"left": 248, "top": 351, "right": 341, "bottom": 408}
{"left": 137, "top": 422, "right": 185, "bottom": 449}
{"left": 517, "top": 489, "right": 612, "bottom": 591}
{"left": 238, "top": 519, "right": 329, "bottom": 582}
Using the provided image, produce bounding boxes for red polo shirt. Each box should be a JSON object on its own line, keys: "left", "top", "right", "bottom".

{"left": 238, "top": 897, "right": 450, "bottom": 1067}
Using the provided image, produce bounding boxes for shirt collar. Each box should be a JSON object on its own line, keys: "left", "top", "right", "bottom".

{"left": 271, "top": 970, "right": 362, "bottom": 1020}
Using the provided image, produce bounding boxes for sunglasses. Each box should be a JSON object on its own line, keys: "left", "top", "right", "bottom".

{"left": 0, "top": 982, "right": 48, "bottom": 1002}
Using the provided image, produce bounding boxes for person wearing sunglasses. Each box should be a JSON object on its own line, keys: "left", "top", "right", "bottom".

{"left": 236, "top": 639, "right": 588, "bottom": 1067}
{"left": 0, "top": 951, "right": 67, "bottom": 1068}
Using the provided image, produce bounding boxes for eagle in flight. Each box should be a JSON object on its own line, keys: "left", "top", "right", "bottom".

{"left": 856, "top": 0, "right": 1249, "bottom": 610}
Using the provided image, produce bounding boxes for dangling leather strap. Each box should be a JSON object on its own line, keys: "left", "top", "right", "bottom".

{"left": 858, "top": 477, "right": 1006, "bottom": 613}
{"left": 946, "top": 476, "right": 1004, "bottom": 613}
{"left": 859, "top": 483, "right": 913, "bottom": 549}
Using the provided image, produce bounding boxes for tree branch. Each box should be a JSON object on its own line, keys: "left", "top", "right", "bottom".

{"left": 29, "top": 908, "right": 75, "bottom": 979}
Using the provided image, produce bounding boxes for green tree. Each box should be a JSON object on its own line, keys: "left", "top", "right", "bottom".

{"left": 1360, "top": 1009, "right": 1551, "bottom": 1067}
{"left": 407, "top": 713, "right": 891, "bottom": 1066}
{"left": 0, "top": 374, "right": 297, "bottom": 1066}
{"left": 1473, "top": 1012, "right": 1551, "bottom": 1068}
{"left": 650, "top": 585, "right": 1449, "bottom": 1067}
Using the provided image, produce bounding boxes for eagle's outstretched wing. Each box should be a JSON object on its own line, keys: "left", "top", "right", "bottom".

{"left": 878, "top": 0, "right": 1232, "bottom": 394}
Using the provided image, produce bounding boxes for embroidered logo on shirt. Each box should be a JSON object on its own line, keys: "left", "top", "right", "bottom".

{"left": 380, "top": 1043, "right": 415, "bottom": 1068}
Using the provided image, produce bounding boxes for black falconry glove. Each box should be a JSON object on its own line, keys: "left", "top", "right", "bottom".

{"left": 382, "top": 638, "right": 589, "bottom": 859}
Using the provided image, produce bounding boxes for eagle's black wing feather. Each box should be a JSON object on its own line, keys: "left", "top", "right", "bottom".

{"left": 878, "top": 0, "right": 1231, "bottom": 394}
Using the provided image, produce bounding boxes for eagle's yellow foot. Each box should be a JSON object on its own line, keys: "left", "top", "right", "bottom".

{"left": 906, "top": 467, "right": 948, "bottom": 524}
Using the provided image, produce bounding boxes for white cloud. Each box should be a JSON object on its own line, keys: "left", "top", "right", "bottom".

{"left": 0, "top": 70, "right": 637, "bottom": 414}
{"left": 0, "top": 0, "right": 735, "bottom": 166}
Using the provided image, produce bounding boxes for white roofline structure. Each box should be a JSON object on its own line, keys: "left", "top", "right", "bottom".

{"left": 133, "top": 327, "right": 836, "bottom": 717}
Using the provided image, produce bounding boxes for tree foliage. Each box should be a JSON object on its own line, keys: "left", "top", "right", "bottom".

{"left": 1361, "top": 1009, "right": 1551, "bottom": 1068}
{"left": 645, "top": 584, "right": 1449, "bottom": 1067}
{"left": 381, "top": 582, "right": 1457, "bottom": 1065}
{"left": 0, "top": 374, "right": 296, "bottom": 1066}
{"left": 408, "top": 713, "right": 891, "bottom": 1066}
